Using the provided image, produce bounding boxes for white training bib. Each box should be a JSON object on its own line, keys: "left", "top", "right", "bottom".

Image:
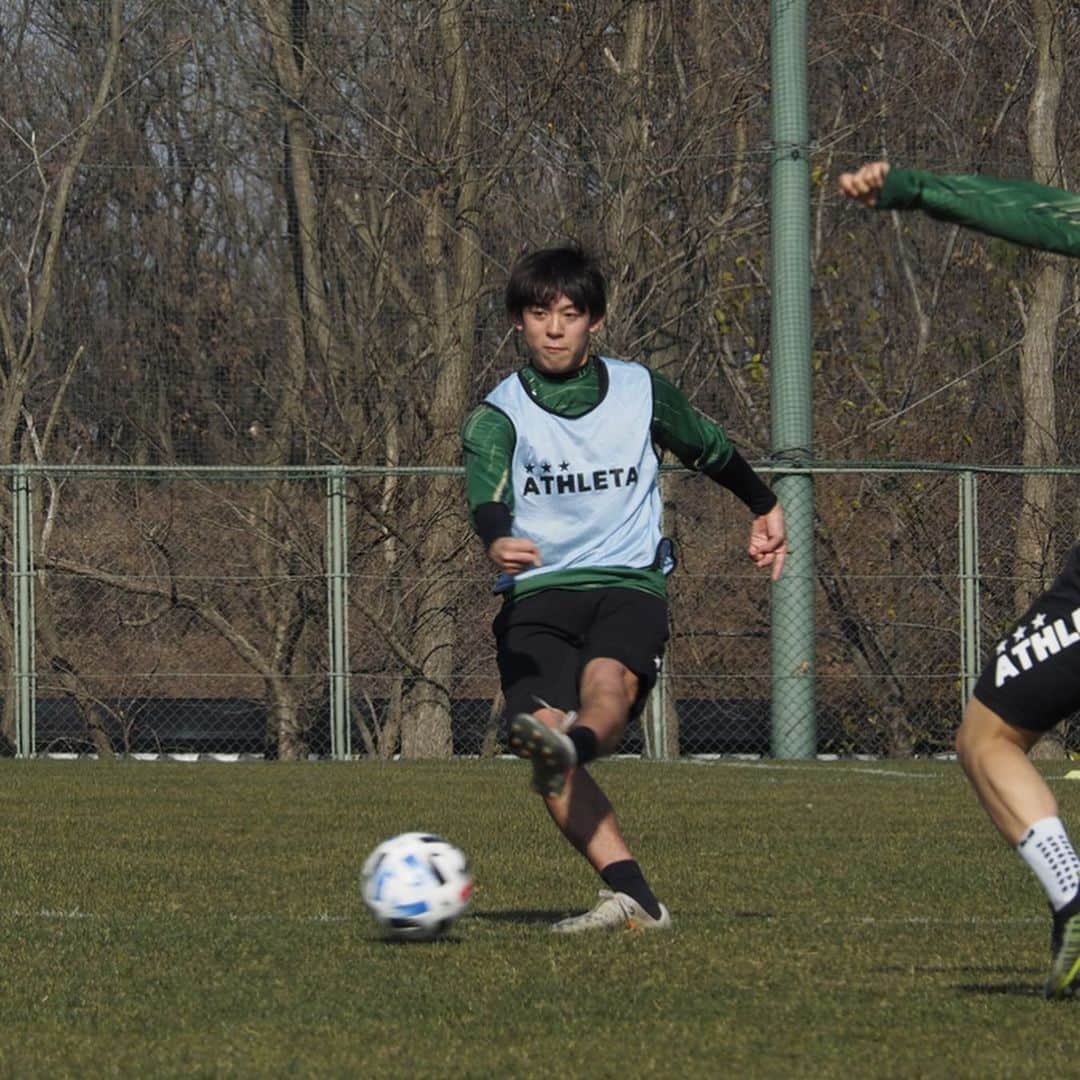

{"left": 484, "top": 357, "right": 663, "bottom": 593}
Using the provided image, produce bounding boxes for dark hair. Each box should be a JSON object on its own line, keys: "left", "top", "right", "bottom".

{"left": 505, "top": 246, "right": 607, "bottom": 321}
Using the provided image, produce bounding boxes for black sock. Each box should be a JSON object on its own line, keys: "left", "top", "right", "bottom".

{"left": 600, "top": 859, "right": 662, "bottom": 920}
{"left": 568, "top": 726, "right": 599, "bottom": 766}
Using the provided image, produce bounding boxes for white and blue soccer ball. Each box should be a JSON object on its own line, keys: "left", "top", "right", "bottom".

{"left": 361, "top": 832, "right": 473, "bottom": 941}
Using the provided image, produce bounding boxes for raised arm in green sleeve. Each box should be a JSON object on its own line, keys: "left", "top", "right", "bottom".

{"left": 878, "top": 168, "right": 1080, "bottom": 258}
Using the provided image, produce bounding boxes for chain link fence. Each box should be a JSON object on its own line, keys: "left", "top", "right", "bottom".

{"left": 6, "top": 463, "right": 1077, "bottom": 761}
{"left": 2, "top": 4, "right": 1077, "bottom": 763}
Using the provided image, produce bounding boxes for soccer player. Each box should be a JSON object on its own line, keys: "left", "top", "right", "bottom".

{"left": 462, "top": 246, "right": 786, "bottom": 933}
{"left": 839, "top": 160, "right": 1080, "bottom": 998}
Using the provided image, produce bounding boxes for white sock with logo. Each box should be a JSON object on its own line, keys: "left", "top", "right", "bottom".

{"left": 1017, "top": 816, "right": 1080, "bottom": 911}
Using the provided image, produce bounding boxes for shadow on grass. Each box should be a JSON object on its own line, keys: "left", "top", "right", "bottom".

{"left": 470, "top": 908, "right": 778, "bottom": 926}
{"left": 956, "top": 981, "right": 1045, "bottom": 997}
{"left": 373, "top": 935, "right": 467, "bottom": 947}
{"left": 469, "top": 909, "right": 568, "bottom": 925}
{"left": 872, "top": 962, "right": 1046, "bottom": 997}
{"left": 868, "top": 972, "right": 1036, "bottom": 980}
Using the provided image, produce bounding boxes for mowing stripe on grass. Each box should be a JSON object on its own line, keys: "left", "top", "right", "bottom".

{"left": 13, "top": 907, "right": 1046, "bottom": 928}
{"left": 705, "top": 759, "right": 943, "bottom": 778}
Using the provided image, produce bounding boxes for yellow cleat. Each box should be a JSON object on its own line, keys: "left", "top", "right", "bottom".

{"left": 1045, "top": 894, "right": 1080, "bottom": 1000}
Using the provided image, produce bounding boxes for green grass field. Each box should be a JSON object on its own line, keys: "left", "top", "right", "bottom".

{"left": 1, "top": 757, "right": 1076, "bottom": 1077}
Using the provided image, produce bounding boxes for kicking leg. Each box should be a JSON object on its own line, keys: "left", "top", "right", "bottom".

{"left": 956, "top": 695, "right": 1080, "bottom": 998}
{"left": 511, "top": 658, "right": 637, "bottom": 858}
{"left": 955, "top": 695, "right": 1051, "bottom": 845}
{"left": 531, "top": 659, "right": 669, "bottom": 932}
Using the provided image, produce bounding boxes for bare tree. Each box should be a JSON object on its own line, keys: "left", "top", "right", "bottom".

{"left": 0, "top": 0, "right": 126, "bottom": 749}
{"left": 1014, "top": 0, "right": 1069, "bottom": 609}
{"left": 0, "top": 0, "right": 1076, "bottom": 760}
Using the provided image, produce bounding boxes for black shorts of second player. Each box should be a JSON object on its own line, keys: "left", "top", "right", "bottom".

{"left": 973, "top": 543, "right": 1080, "bottom": 732}
{"left": 493, "top": 587, "right": 669, "bottom": 722}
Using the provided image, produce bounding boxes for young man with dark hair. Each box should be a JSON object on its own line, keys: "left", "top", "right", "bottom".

{"left": 462, "top": 246, "right": 786, "bottom": 933}
{"left": 840, "top": 161, "right": 1080, "bottom": 998}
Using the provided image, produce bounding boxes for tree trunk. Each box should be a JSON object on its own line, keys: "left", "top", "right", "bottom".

{"left": 1014, "top": 0, "right": 1067, "bottom": 611}
{"left": 0, "top": 0, "right": 124, "bottom": 751}
{"left": 399, "top": 0, "right": 482, "bottom": 759}
{"left": 252, "top": 0, "right": 343, "bottom": 756}
{"left": 603, "top": 3, "right": 651, "bottom": 331}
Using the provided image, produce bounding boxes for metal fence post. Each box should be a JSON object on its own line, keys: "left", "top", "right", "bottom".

{"left": 12, "top": 466, "right": 36, "bottom": 757}
{"left": 643, "top": 660, "right": 670, "bottom": 761}
{"left": 958, "top": 470, "right": 981, "bottom": 706}
{"left": 642, "top": 471, "right": 671, "bottom": 760}
{"left": 326, "top": 467, "right": 351, "bottom": 760}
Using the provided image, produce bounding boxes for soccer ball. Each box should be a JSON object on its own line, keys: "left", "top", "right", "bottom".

{"left": 361, "top": 832, "right": 473, "bottom": 941}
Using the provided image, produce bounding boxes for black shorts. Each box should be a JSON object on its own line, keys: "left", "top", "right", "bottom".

{"left": 973, "top": 544, "right": 1080, "bottom": 732}
{"left": 493, "top": 587, "right": 669, "bottom": 721}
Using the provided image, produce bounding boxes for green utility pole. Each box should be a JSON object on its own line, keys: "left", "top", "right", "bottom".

{"left": 769, "top": 0, "right": 816, "bottom": 757}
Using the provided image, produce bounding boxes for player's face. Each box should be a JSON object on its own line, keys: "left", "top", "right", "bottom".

{"left": 517, "top": 293, "right": 603, "bottom": 375}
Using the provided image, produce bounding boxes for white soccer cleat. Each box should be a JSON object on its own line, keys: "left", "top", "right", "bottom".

{"left": 550, "top": 890, "right": 673, "bottom": 934}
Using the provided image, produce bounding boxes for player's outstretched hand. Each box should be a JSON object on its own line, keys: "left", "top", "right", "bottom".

{"left": 488, "top": 536, "right": 542, "bottom": 575}
{"left": 838, "top": 160, "right": 891, "bottom": 207}
{"left": 749, "top": 502, "right": 787, "bottom": 582}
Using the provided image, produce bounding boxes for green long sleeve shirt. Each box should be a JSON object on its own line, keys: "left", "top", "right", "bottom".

{"left": 877, "top": 168, "right": 1080, "bottom": 258}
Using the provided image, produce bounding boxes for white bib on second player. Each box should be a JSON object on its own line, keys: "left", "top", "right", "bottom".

{"left": 485, "top": 357, "right": 662, "bottom": 593}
